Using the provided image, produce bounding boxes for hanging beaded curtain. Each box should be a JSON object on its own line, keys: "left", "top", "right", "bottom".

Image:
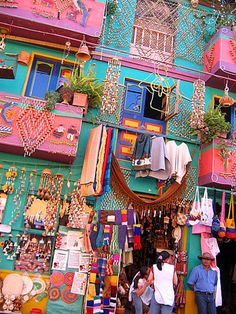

{"left": 101, "top": 0, "right": 217, "bottom": 65}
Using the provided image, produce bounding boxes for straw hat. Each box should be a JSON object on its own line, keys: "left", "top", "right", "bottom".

{"left": 198, "top": 252, "right": 214, "bottom": 261}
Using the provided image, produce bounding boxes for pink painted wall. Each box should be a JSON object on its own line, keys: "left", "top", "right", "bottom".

{"left": 0, "top": 92, "right": 83, "bottom": 163}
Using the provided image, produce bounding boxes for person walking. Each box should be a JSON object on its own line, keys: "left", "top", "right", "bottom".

{"left": 149, "top": 251, "right": 178, "bottom": 314}
{"left": 187, "top": 252, "right": 218, "bottom": 314}
{"left": 129, "top": 266, "right": 153, "bottom": 314}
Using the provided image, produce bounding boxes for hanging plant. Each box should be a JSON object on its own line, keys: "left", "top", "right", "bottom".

{"left": 106, "top": 0, "right": 118, "bottom": 17}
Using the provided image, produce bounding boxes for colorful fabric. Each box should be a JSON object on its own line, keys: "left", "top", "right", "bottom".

{"left": 118, "top": 225, "right": 127, "bottom": 250}
{"left": 98, "top": 257, "right": 107, "bottom": 280}
{"left": 127, "top": 207, "right": 135, "bottom": 225}
{"left": 64, "top": 272, "right": 75, "bottom": 286}
{"left": 96, "top": 224, "right": 103, "bottom": 248}
{"left": 103, "top": 129, "right": 114, "bottom": 193}
{"left": 50, "top": 271, "right": 65, "bottom": 287}
{"left": 48, "top": 287, "right": 61, "bottom": 301}
{"left": 61, "top": 286, "right": 78, "bottom": 304}
{"left": 98, "top": 127, "right": 113, "bottom": 195}
{"left": 90, "top": 224, "right": 98, "bottom": 250}
{"left": 115, "top": 210, "right": 122, "bottom": 224}
{"left": 80, "top": 124, "right": 103, "bottom": 196}
{"left": 121, "top": 209, "right": 128, "bottom": 224}
{"left": 127, "top": 225, "right": 134, "bottom": 247}
{"left": 95, "top": 126, "right": 107, "bottom": 194}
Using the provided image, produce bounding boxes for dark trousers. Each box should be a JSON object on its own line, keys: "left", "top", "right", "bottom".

{"left": 195, "top": 292, "right": 217, "bottom": 314}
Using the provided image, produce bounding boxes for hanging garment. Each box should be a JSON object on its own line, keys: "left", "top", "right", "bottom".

{"left": 175, "top": 143, "right": 192, "bottom": 184}
{"left": 136, "top": 137, "right": 171, "bottom": 180}
{"left": 80, "top": 124, "right": 103, "bottom": 196}
{"left": 166, "top": 140, "right": 178, "bottom": 178}
{"left": 94, "top": 126, "right": 107, "bottom": 194}
{"left": 103, "top": 129, "right": 115, "bottom": 193}
{"left": 132, "top": 134, "right": 151, "bottom": 170}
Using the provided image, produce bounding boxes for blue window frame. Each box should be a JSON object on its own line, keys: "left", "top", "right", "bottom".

{"left": 25, "top": 56, "right": 73, "bottom": 99}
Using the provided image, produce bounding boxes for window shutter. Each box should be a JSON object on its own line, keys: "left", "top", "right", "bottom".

{"left": 164, "top": 79, "right": 180, "bottom": 121}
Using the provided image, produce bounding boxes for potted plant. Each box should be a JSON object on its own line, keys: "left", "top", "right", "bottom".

{"left": 44, "top": 91, "right": 60, "bottom": 111}
{"left": 69, "top": 65, "right": 104, "bottom": 115}
{"left": 191, "top": 107, "right": 231, "bottom": 144}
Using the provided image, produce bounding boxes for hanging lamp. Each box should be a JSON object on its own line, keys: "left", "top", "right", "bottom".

{"left": 219, "top": 82, "right": 234, "bottom": 108}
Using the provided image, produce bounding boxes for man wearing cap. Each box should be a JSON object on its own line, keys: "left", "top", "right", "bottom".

{"left": 187, "top": 252, "right": 218, "bottom": 314}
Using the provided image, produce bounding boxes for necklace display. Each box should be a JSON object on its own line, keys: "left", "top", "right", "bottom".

{"left": 16, "top": 104, "right": 55, "bottom": 157}
{"left": 101, "top": 58, "right": 121, "bottom": 115}
{"left": 8, "top": 167, "right": 27, "bottom": 226}
{"left": 43, "top": 173, "right": 64, "bottom": 235}
{"left": 190, "top": 79, "right": 206, "bottom": 130}
{"left": 67, "top": 180, "right": 86, "bottom": 228}
{"left": 15, "top": 233, "right": 52, "bottom": 274}
{"left": 1, "top": 166, "right": 17, "bottom": 194}
{"left": 29, "top": 169, "right": 37, "bottom": 194}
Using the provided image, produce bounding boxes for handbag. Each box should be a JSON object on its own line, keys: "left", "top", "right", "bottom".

{"left": 189, "top": 187, "right": 201, "bottom": 225}
{"left": 211, "top": 190, "right": 220, "bottom": 233}
{"left": 200, "top": 187, "right": 214, "bottom": 226}
{"left": 218, "top": 192, "right": 226, "bottom": 238}
{"left": 225, "top": 193, "right": 236, "bottom": 239}
{"left": 176, "top": 204, "right": 187, "bottom": 226}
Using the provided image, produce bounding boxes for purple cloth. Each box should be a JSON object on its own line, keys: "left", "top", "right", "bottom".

{"left": 118, "top": 225, "right": 127, "bottom": 249}
{"left": 127, "top": 208, "right": 135, "bottom": 225}
{"left": 90, "top": 224, "right": 98, "bottom": 250}
{"left": 103, "top": 129, "right": 114, "bottom": 193}
{"left": 115, "top": 210, "right": 122, "bottom": 224}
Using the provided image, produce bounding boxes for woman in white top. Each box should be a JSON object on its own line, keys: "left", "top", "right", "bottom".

{"left": 130, "top": 266, "right": 153, "bottom": 314}
{"left": 148, "top": 251, "right": 178, "bottom": 314}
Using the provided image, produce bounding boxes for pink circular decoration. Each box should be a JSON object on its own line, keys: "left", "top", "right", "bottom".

{"left": 50, "top": 272, "right": 65, "bottom": 287}
{"left": 64, "top": 272, "right": 74, "bottom": 286}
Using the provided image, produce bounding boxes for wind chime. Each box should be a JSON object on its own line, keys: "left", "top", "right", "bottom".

{"left": 67, "top": 180, "right": 86, "bottom": 228}
{"left": 100, "top": 58, "right": 121, "bottom": 115}
{"left": 43, "top": 173, "right": 64, "bottom": 235}
{"left": 190, "top": 79, "right": 206, "bottom": 130}
{"left": 16, "top": 101, "right": 55, "bottom": 157}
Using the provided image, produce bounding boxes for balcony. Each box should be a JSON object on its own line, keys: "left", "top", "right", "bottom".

{"left": 0, "top": 0, "right": 105, "bottom": 47}
{"left": 203, "top": 27, "right": 236, "bottom": 92}
{"left": 130, "top": 25, "right": 174, "bottom": 63}
{"left": 0, "top": 92, "right": 83, "bottom": 164}
{"left": 198, "top": 139, "right": 236, "bottom": 188}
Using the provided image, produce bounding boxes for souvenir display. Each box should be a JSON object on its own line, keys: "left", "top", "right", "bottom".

{"left": 67, "top": 180, "right": 86, "bottom": 229}
{"left": 24, "top": 196, "right": 48, "bottom": 230}
{"left": 48, "top": 287, "right": 61, "bottom": 301}
{"left": 61, "top": 286, "right": 78, "bottom": 304}
{"left": 1, "top": 166, "right": 17, "bottom": 194}
{"left": 101, "top": 58, "right": 121, "bottom": 115}
{"left": 8, "top": 167, "right": 27, "bottom": 226}
{"left": 37, "top": 168, "right": 52, "bottom": 200}
{"left": 15, "top": 234, "right": 52, "bottom": 274}
{"left": 50, "top": 271, "right": 65, "bottom": 287}
{"left": 16, "top": 104, "right": 55, "bottom": 157}
{"left": 44, "top": 173, "right": 64, "bottom": 235}
{"left": 0, "top": 191, "right": 7, "bottom": 223}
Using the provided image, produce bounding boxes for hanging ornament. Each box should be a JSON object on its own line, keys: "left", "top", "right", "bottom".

{"left": 100, "top": 58, "right": 121, "bottom": 115}
{"left": 219, "top": 82, "right": 234, "bottom": 108}
{"left": 43, "top": 173, "right": 64, "bottom": 235}
{"left": 190, "top": 79, "right": 206, "bottom": 131}
{"left": 8, "top": 167, "right": 27, "bottom": 226}
{"left": 16, "top": 103, "right": 54, "bottom": 157}
{"left": 190, "top": 0, "right": 199, "bottom": 8}
{"left": 29, "top": 169, "right": 37, "bottom": 194}
{"left": 37, "top": 168, "right": 52, "bottom": 200}
{"left": 67, "top": 180, "right": 86, "bottom": 229}
{"left": 61, "top": 41, "right": 71, "bottom": 65}
{"left": 2, "top": 166, "right": 17, "bottom": 194}
{"left": 0, "top": 34, "right": 6, "bottom": 52}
